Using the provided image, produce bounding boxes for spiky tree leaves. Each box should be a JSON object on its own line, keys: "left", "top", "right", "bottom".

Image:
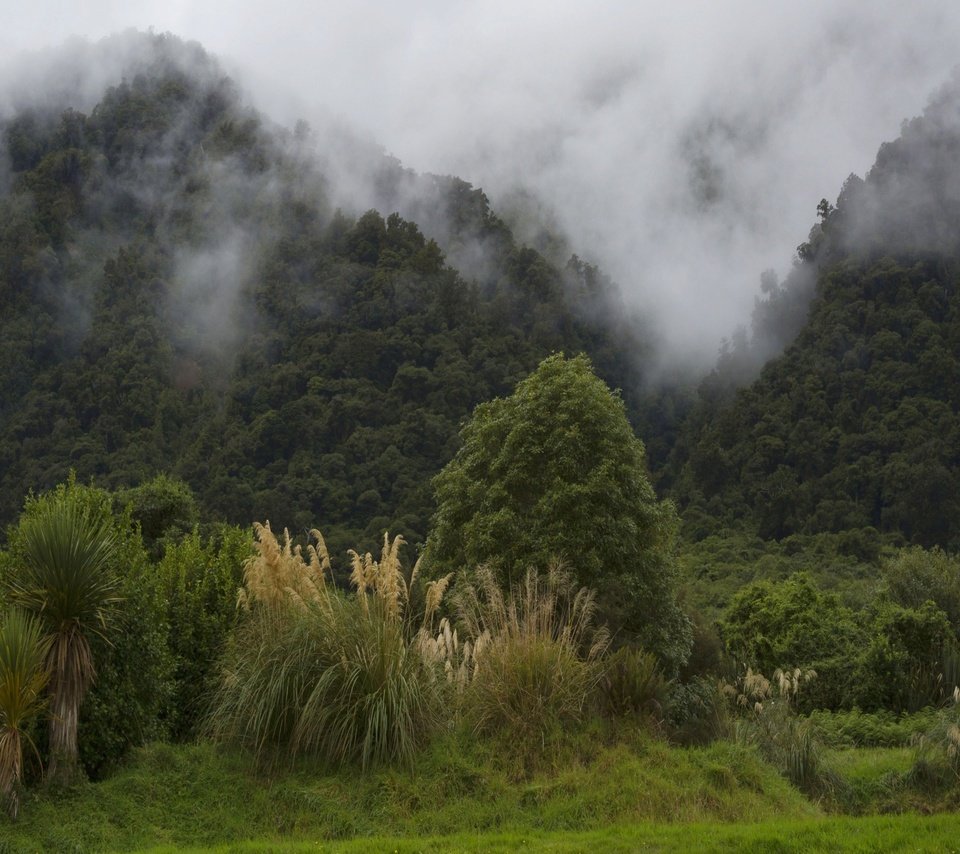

{"left": 6, "top": 489, "right": 119, "bottom": 784}
{"left": 428, "top": 354, "right": 691, "bottom": 669}
{"left": 0, "top": 609, "right": 49, "bottom": 818}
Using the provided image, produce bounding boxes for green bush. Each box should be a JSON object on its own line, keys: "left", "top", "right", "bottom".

{"left": 719, "top": 573, "right": 862, "bottom": 711}
{"left": 667, "top": 677, "right": 730, "bottom": 746}
{"left": 156, "top": 526, "right": 249, "bottom": 740}
{"left": 3, "top": 480, "right": 175, "bottom": 780}
{"left": 854, "top": 600, "right": 956, "bottom": 712}
{"left": 598, "top": 646, "right": 670, "bottom": 721}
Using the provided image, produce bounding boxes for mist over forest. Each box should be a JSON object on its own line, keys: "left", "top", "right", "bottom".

{"left": 5, "top": 3, "right": 960, "bottom": 365}
{"left": 2, "top": 11, "right": 960, "bottom": 847}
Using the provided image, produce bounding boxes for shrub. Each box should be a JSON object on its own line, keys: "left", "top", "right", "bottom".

{"left": 667, "top": 677, "right": 730, "bottom": 746}
{"left": 453, "top": 563, "right": 609, "bottom": 753}
{"left": 598, "top": 646, "right": 669, "bottom": 722}
{"left": 3, "top": 481, "right": 174, "bottom": 781}
{"left": 854, "top": 600, "right": 956, "bottom": 712}
{"left": 157, "top": 526, "right": 249, "bottom": 741}
{"left": 208, "top": 525, "right": 448, "bottom": 769}
{"left": 719, "top": 574, "right": 862, "bottom": 710}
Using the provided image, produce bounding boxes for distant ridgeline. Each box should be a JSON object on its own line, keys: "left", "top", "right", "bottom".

{"left": 0, "top": 33, "right": 648, "bottom": 557}
{"left": 670, "top": 73, "right": 960, "bottom": 549}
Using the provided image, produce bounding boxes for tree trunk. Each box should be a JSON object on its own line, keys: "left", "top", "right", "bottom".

{"left": 45, "top": 627, "right": 91, "bottom": 787}
{"left": 47, "top": 683, "right": 81, "bottom": 786}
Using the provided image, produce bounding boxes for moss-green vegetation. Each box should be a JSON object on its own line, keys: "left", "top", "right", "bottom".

{"left": 0, "top": 737, "right": 819, "bottom": 852}
{"left": 142, "top": 816, "right": 960, "bottom": 854}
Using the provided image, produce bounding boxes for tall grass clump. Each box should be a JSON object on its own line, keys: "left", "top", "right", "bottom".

{"left": 909, "top": 687, "right": 960, "bottom": 789}
{"left": 453, "top": 563, "right": 609, "bottom": 755}
{"left": 726, "top": 667, "right": 839, "bottom": 797}
{"left": 209, "top": 523, "right": 449, "bottom": 769}
{"left": 0, "top": 609, "right": 49, "bottom": 818}
{"left": 598, "top": 646, "right": 670, "bottom": 723}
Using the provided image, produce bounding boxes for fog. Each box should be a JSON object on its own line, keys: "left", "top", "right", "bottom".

{"left": 3, "top": 1, "right": 960, "bottom": 365}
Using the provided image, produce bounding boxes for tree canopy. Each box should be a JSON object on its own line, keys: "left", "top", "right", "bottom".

{"left": 428, "top": 354, "right": 691, "bottom": 668}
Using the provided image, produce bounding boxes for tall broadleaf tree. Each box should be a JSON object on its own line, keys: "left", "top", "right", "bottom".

{"left": 428, "top": 354, "right": 691, "bottom": 670}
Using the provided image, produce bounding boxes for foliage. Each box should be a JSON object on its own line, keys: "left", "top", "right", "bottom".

{"left": 115, "top": 474, "right": 199, "bottom": 559}
{"left": 155, "top": 525, "right": 249, "bottom": 741}
{"left": 853, "top": 599, "right": 957, "bottom": 713}
{"left": 209, "top": 525, "right": 447, "bottom": 769}
{"left": 0, "top": 32, "right": 648, "bottom": 567}
{"left": 451, "top": 564, "right": 608, "bottom": 767}
{"left": 809, "top": 708, "right": 940, "bottom": 749}
{"left": 598, "top": 646, "right": 670, "bottom": 722}
{"left": 2, "top": 481, "right": 174, "bottom": 780}
{"left": 4, "top": 482, "right": 120, "bottom": 782}
{"left": 0, "top": 609, "right": 48, "bottom": 818}
{"left": 719, "top": 574, "right": 862, "bottom": 710}
{"left": 667, "top": 677, "right": 730, "bottom": 746}
{"left": 668, "top": 81, "right": 960, "bottom": 549}
{"left": 882, "top": 546, "right": 960, "bottom": 638}
{"left": 429, "top": 354, "right": 691, "bottom": 668}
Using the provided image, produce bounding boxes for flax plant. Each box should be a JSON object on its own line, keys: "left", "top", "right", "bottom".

{"left": 0, "top": 609, "right": 49, "bottom": 818}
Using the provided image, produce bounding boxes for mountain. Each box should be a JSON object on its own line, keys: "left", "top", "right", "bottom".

{"left": 671, "top": 72, "right": 960, "bottom": 548}
{"left": 0, "top": 32, "right": 648, "bottom": 557}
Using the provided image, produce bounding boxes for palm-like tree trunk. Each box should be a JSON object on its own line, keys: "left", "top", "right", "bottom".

{"left": 46, "top": 625, "right": 93, "bottom": 785}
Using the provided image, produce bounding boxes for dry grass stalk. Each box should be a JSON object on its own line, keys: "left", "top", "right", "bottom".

{"left": 349, "top": 534, "right": 451, "bottom": 635}
{"left": 238, "top": 522, "right": 330, "bottom": 612}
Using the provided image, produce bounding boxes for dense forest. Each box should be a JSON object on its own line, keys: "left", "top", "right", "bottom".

{"left": 1, "top": 31, "right": 960, "bottom": 843}
{"left": 0, "top": 34, "right": 648, "bottom": 560}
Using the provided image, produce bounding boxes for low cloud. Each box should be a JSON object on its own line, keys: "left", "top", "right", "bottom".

{"left": 3, "top": 2, "right": 960, "bottom": 367}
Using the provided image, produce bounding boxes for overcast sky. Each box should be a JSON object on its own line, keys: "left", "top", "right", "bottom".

{"left": 3, "top": 1, "right": 960, "bottom": 365}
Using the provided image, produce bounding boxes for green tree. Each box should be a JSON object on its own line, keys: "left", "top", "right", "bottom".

{"left": 5, "top": 486, "right": 119, "bottom": 783}
{"left": 719, "top": 574, "right": 863, "bottom": 710}
{"left": 428, "top": 354, "right": 691, "bottom": 668}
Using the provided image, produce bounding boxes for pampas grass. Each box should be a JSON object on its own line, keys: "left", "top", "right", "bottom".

{"left": 209, "top": 525, "right": 448, "bottom": 769}
{"left": 453, "top": 563, "right": 609, "bottom": 751}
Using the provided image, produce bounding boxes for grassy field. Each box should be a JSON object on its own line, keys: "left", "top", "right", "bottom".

{"left": 2, "top": 734, "right": 957, "bottom": 852}
{"left": 142, "top": 816, "right": 960, "bottom": 853}
{"left": 0, "top": 734, "right": 817, "bottom": 853}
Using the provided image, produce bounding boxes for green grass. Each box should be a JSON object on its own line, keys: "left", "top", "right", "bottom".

{"left": 139, "top": 815, "right": 960, "bottom": 853}
{"left": 5, "top": 733, "right": 960, "bottom": 852}
{"left": 0, "top": 732, "right": 818, "bottom": 852}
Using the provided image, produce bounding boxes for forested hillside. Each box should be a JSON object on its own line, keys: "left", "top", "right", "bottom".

{"left": 4, "top": 32, "right": 960, "bottom": 554}
{"left": 0, "top": 34, "right": 646, "bottom": 558}
{"left": 669, "top": 74, "right": 960, "bottom": 549}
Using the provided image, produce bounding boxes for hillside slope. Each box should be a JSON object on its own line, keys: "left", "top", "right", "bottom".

{"left": 672, "top": 74, "right": 960, "bottom": 548}
{"left": 0, "top": 33, "right": 647, "bottom": 556}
